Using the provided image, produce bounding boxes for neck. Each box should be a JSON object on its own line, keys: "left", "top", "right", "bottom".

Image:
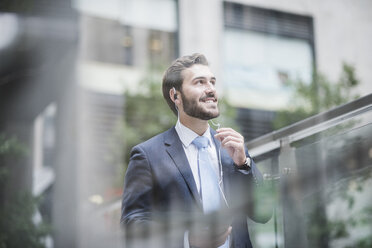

{"left": 179, "top": 113, "right": 209, "bottom": 136}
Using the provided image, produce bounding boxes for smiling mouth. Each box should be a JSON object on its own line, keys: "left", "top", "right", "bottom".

{"left": 200, "top": 94, "right": 217, "bottom": 103}
{"left": 200, "top": 98, "right": 217, "bottom": 104}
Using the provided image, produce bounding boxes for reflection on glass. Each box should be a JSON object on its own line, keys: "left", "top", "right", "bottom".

{"left": 248, "top": 107, "right": 372, "bottom": 247}
{"left": 296, "top": 122, "right": 372, "bottom": 248}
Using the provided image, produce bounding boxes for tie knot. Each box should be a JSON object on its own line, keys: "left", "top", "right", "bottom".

{"left": 192, "top": 136, "right": 209, "bottom": 150}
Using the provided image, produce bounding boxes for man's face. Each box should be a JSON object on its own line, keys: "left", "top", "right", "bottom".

{"left": 180, "top": 64, "right": 220, "bottom": 120}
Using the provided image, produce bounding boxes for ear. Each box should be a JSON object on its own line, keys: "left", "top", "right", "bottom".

{"left": 169, "top": 88, "right": 178, "bottom": 103}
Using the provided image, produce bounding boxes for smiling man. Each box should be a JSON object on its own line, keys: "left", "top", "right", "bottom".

{"left": 121, "top": 53, "right": 267, "bottom": 248}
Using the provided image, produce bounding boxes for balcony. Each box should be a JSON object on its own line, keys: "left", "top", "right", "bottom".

{"left": 246, "top": 94, "right": 372, "bottom": 247}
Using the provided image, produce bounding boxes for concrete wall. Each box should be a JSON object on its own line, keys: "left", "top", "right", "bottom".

{"left": 178, "top": 0, "right": 224, "bottom": 92}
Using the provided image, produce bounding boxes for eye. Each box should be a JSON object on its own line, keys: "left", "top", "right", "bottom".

{"left": 210, "top": 79, "right": 216, "bottom": 85}
{"left": 196, "top": 80, "right": 203, "bottom": 85}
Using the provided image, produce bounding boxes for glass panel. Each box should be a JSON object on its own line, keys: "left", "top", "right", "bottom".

{"left": 249, "top": 108, "right": 372, "bottom": 248}
{"left": 249, "top": 150, "right": 284, "bottom": 248}
{"left": 280, "top": 111, "right": 372, "bottom": 247}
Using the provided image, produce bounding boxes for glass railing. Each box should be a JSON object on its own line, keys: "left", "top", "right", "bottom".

{"left": 247, "top": 94, "right": 372, "bottom": 248}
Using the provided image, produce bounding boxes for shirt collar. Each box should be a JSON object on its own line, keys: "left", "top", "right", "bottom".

{"left": 175, "top": 119, "right": 212, "bottom": 148}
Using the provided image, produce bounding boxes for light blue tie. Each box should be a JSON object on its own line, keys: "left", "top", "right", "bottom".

{"left": 192, "top": 136, "right": 221, "bottom": 213}
{"left": 192, "top": 136, "right": 229, "bottom": 248}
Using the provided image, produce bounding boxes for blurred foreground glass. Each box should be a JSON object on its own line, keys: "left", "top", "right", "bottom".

{"left": 247, "top": 94, "right": 372, "bottom": 248}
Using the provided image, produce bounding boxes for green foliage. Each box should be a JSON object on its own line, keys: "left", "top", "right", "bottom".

{"left": 0, "top": 193, "right": 50, "bottom": 248}
{"left": 274, "top": 63, "right": 360, "bottom": 129}
{"left": 123, "top": 72, "right": 177, "bottom": 167}
{"left": 0, "top": 134, "right": 27, "bottom": 158}
{"left": 0, "top": 134, "right": 27, "bottom": 189}
{"left": 305, "top": 173, "right": 372, "bottom": 247}
{"left": 0, "top": 134, "right": 50, "bottom": 248}
{"left": 252, "top": 179, "right": 276, "bottom": 223}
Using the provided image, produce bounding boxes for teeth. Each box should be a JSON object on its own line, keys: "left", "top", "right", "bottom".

{"left": 206, "top": 100, "right": 213, "bottom": 103}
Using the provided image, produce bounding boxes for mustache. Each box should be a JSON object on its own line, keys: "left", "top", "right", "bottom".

{"left": 199, "top": 92, "right": 217, "bottom": 102}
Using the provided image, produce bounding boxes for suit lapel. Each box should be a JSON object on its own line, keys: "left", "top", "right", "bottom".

{"left": 164, "top": 127, "right": 202, "bottom": 209}
{"left": 210, "top": 128, "right": 235, "bottom": 206}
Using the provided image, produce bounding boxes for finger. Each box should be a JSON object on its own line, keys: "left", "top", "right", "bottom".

{"left": 215, "top": 128, "right": 239, "bottom": 136}
{"left": 215, "top": 133, "right": 243, "bottom": 143}
{"left": 216, "top": 127, "right": 234, "bottom": 133}
{"left": 221, "top": 142, "right": 243, "bottom": 151}
{"left": 220, "top": 135, "right": 243, "bottom": 144}
{"left": 221, "top": 141, "right": 245, "bottom": 152}
{"left": 216, "top": 128, "right": 242, "bottom": 136}
{"left": 214, "top": 226, "right": 232, "bottom": 247}
{"left": 215, "top": 130, "right": 244, "bottom": 140}
{"left": 221, "top": 137, "right": 244, "bottom": 148}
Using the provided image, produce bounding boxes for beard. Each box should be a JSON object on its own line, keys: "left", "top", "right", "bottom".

{"left": 180, "top": 91, "right": 220, "bottom": 120}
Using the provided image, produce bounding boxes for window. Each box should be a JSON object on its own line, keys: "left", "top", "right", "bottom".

{"left": 223, "top": 2, "right": 315, "bottom": 111}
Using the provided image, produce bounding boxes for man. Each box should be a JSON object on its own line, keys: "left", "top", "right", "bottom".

{"left": 121, "top": 53, "right": 269, "bottom": 247}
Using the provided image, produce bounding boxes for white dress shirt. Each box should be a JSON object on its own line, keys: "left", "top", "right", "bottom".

{"left": 175, "top": 119, "right": 220, "bottom": 194}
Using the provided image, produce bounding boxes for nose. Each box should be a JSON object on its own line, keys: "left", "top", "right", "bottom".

{"left": 205, "top": 81, "right": 216, "bottom": 94}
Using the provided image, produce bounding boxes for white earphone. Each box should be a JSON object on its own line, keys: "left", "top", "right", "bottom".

{"left": 172, "top": 87, "right": 177, "bottom": 100}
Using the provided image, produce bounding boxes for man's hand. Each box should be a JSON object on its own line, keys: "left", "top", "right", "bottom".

{"left": 189, "top": 226, "right": 232, "bottom": 248}
{"left": 214, "top": 128, "right": 246, "bottom": 166}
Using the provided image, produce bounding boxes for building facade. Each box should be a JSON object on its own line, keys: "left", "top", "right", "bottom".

{"left": 1, "top": 0, "right": 371, "bottom": 247}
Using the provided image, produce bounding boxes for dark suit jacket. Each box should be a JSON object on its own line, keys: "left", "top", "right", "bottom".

{"left": 121, "top": 127, "right": 265, "bottom": 248}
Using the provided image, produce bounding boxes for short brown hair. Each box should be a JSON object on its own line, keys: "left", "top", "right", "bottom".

{"left": 162, "top": 53, "right": 209, "bottom": 115}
